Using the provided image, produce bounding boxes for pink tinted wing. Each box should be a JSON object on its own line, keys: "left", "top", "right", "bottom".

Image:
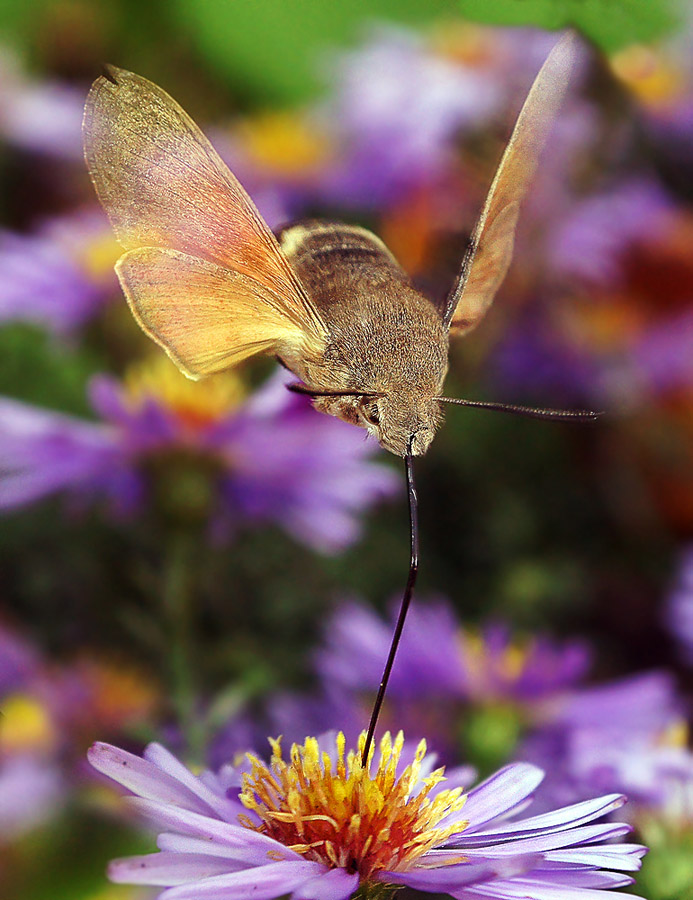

{"left": 116, "top": 248, "right": 315, "bottom": 378}
{"left": 83, "top": 66, "right": 326, "bottom": 354}
{"left": 444, "top": 32, "right": 579, "bottom": 336}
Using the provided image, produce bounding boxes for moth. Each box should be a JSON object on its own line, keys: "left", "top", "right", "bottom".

{"left": 83, "top": 33, "right": 591, "bottom": 462}
{"left": 84, "top": 33, "right": 596, "bottom": 762}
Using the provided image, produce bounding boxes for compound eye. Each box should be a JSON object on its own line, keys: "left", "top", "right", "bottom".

{"left": 361, "top": 400, "right": 380, "bottom": 426}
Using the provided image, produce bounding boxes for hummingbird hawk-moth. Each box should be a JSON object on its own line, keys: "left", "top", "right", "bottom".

{"left": 83, "top": 33, "right": 591, "bottom": 461}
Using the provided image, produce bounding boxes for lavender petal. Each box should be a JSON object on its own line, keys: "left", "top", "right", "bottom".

{"left": 159, "top": 860, "right": 327, "bottom": 900}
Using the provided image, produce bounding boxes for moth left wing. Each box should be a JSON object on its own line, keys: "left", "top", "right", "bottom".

{"left": 116, "top": 248, "right": 318, "bottom": 377}
{"left": 83, "top": 66, "right": 327, "bottom": 371}
{"left": 443, "top": 33, "right": 578, "bottom": 336}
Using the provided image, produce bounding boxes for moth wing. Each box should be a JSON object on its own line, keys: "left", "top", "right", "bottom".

{"left": 444, "top": 33, "right": 578, "bottom": 335}
{"left": 117, "top": 248, "right": 315, "bottom": 377}
{"left": 83, "top": 67, "right": 327, "bottom": 365}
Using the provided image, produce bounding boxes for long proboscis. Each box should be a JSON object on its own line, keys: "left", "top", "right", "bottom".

{"left": 361, "top": 444, "right": 419, "bottom": 767}
{"left": 435, "top": 396, "right": 602, "bottom": 423}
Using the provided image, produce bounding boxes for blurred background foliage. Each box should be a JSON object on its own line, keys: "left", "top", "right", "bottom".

{"left": 1, "top": 0, "right": 693, "bottom": 898}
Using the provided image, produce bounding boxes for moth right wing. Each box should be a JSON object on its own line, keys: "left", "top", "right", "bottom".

{"left": 443, "top": 33, "right": 578, "bottom": 336}
{"left": 83, "top": 66, "right": 327, "bottom": 377}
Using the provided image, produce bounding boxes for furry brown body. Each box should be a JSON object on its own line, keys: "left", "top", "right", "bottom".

{"left": 83, "top": 37, "right": 578, "bottom": 459}
{"left": 278, "top": 222, "right": 449, "bottom": 456}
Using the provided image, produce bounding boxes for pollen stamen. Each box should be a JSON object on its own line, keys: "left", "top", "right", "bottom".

{"left": 239, "top": 731, "right": 470, "bottom": 880}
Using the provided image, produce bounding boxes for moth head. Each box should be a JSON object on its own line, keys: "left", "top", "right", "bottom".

{"left": 290, "top": 385, "right": 444, "bottom": 457}
{"left": 356, "top": 394, "right": 443, "bottom": 457}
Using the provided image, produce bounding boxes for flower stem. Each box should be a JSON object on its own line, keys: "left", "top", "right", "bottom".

{"left": 162, "top": 527, "right": 205, "bottom": 764}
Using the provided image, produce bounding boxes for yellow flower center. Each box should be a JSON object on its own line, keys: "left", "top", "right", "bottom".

{"left": 610, "top": 44, "right": 686, "bottom": 108}
{"left": 124, "top": 356, "right": 245, "bottom": 431}
{"left": 0, "top": 694, "right": 56, "bottom": 753}
{"left": 78, "top": 233, "right": 122, "bottom": 281}
{"left": 239, "top": 731, "right": 468, "bottom": 881}
{"left": 460, "top": 629, "right": 532, "bottom": 696}
{"left": 236, "top": 111, "right": 332, "bottom": 176}
{"left": 430, "top": 22, "right": 497, "bottom": 67}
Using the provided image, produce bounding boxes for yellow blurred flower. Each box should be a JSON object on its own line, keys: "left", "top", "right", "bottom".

{"left": 611, "top": 44, "right": 687, "bottom": 109}
{"left": 124, "top": 355, "right": 246, "bottom": 431}
{"left": 0, "top": 694, "right": 56, "bottom": 754}
{"left": 236, "top": 110, "right": 333, "bottom": 177}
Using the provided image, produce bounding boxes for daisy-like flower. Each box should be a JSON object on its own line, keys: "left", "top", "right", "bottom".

{"left": 0, "top": 364, "right": 397, "bottom": 553}
{"left": 0, "top": 208, "right": 120, "bottom": 335}
{"left": 520, "top": 672, "right": 689, "bottom": 812}
{"left": 0, "top": 47, "right": 85, "bottom": 159}
{"left": 89, "top": 731, "right": 645, "bottom": 900}
{"left": 321, "top": 23, "right": 503, "bottom": 209}
{"left": 317, "top": 599, "right": 590, "bottom": 704}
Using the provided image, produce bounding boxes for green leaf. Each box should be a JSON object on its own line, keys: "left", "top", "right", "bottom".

{"left": 457, "top": 0, "right": 679, "bottom": 51}
{"left": 171, "top": 0, "right": 455, "bottom": 104}
{"left": 0, "top": 325, "right": 98, "bottom": 416}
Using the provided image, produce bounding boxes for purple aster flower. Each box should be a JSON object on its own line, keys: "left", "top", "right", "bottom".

{"left": 0, "top": 622, "right": 39, "bottom": 694}
{"left": 489, "top": 315, "right": 605, "bottom": 407}
{"left": 316, "top": 598, "right": 590, "bottom": 705}
{"left": 310, "top": 599, "right": 593, "bottom": 767}
{"left": 0, "top": 208, "right": 120, "bottom": 335}
{"left": 546, "top": 180, "right": 673, "bottom": 287}
{"left": 666, "top": 546, "right": 693, "bottom": 664}
{"left": 520, "top": 672, "right": 687, "bottom": 811}
{"left": 0, "top": 756, "right": 64, "bottom": 843}
{"left": 89, "top": 731, "right": 645, "bottom": 900}
{"left": 320, "top": 24, "right": 503, "bottom": 209}
{"left": 0, "top": 49, "right": 84, "bottom": 159}
{"left": 0, "top": 364, "right": 397, "bottom": 553}
{"left": 633, "top": 310, "right": 693, "bottom": 394}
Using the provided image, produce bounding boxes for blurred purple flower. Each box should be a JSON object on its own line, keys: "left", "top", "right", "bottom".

{"left": 666, "top": 546, "right": 693, "bottom": 665}
{"left": 304, "top": 598, "right": 592, "bottom": 765}
{"left": 0, "top": 208, "right": 120, "bottom": 335}
{"left": 634, "top": 311, "right": 693, "bottom": 394}
{"left": 546, "top": 180, "right": 673, "bottom": 287}
{"left": 321, "top": 24, "right": 503, "bottom": 208}
{"left": 0, "top": 756, "right": 64, "bottom": 843}
{"left": 0, "top": 623, "right": 39, "bottom": 694}
{"left": 310, "top": 597, "right": 692, "bottom": 813}
{"left": 520, "top": 672, "right": 687, "bottom": 811}
{"left": 0, "top": 366, "right": 397, "bottom": 553}
{"left": 0, "top": 394, "right": 119, "bottom": 511}
{"left": 0, "top": 624, "right": 69, "bottom": 842}
{"left": 0, "top": 49, "right": 84, "bottom": 159}
{"left": 490, "top": 315, "right": 604, "bottom": 406}
{"left": 89, "top": 733, "right": 645, "bottom": 900}
{"left": 316, "top": 597, "right": 590, "bottom": 705}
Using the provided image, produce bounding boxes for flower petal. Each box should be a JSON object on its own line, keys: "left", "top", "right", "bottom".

{"left": 460, "top": 764, "right": 544, "bottom": 831}
{"left": 130, "top": 798, "right": 302, "bottom": 863}
{"left": 109, "top": 851, "right": 246, "bottom": 885}
{"left": 456, "top": 793, "right": 626, "bottom": 844}
{"left": 543, "top": 844, "right": 647, "bottom": 871}
{"left": 381, "top": 854, "right": 540, "bottom": 893}
{"left": 159, "top": 861, "right": 327, "bottom": 900}
{"left": 89, "top": 743, "right": 222, "bottom": 816}
{"left": 522, "top": 871, "right": 636, "bottom": 888}
{"left": 156, "top": 832, "right": 280, "bottom": 863}
{"left": 459, "top": 822, "right": 631, "bottom": 856}
{"left": 462, "top": 879, "right": 646, "bottom": 900}
{"left": 291, "top": 867, "right": 360, "bottom": 900}
{"left": 144, "top": 743, "right": 243, "bottom": 820}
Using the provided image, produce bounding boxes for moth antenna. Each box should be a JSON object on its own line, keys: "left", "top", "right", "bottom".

{"left": 287, "top": 383, "right": 384, "bottom": 400}
{"left": 435, "top": 397, "right": 602, "bottom": 423}
{"left": 362, "top": 441, "right": 419, "bottom": 767}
